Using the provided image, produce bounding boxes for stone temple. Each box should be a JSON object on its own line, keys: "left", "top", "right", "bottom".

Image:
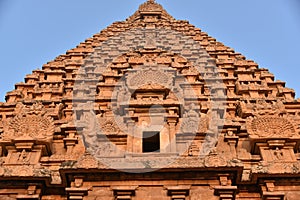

{"left": 0, "top": 1, "right": 300, "bottom": 199}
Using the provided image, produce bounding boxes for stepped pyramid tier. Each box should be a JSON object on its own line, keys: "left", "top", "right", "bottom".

{"left": 0, "top": 0, "right": 300, "bottom": 199}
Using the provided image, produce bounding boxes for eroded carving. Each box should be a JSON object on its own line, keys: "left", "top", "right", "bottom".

{"left": 2, "top": 102, "right": 54, "bottom": 141}
{"left": 181, "top": 104, "right": 209, "bottom": 134}
{"left": 204, "top": 148, "right": 227, "bottom": 167}
{"left": 98, "top": 116, "right": 126, "bottom": 135}
{"left": 247, "top": 115, "right": 297, "bottom": 138}
{"left": 127, "top": 68, "right": 172, "bottom": 90}
{"left": 237, "top": 99, "right": 286, "bottom": 118}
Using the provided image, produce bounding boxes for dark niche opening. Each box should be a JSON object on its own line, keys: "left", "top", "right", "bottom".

{"left": 142, "top": 131, "right": 160, "bottom": 153}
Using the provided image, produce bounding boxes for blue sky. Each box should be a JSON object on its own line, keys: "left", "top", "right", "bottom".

{"left": 0, "top": 0, "right": 299, "bottom": 101}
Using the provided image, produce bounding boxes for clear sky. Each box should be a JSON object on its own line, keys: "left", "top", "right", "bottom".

{"left": 0, "top": 0, "right": 299, "bottom": 101}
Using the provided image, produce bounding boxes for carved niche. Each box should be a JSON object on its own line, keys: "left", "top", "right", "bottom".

{"left": 242, "top": 100, "right": 300, "bottom": 167}
{"left": 2, "top": 102, "right": 55, "bottom": 141}
{"left": 79, "top": 110, "right": 125, "bottom": 158}
{"left": 180, "top": 104, "right": 209, "bottom": 134}
{"left": 0, "top": 103, "right": 55, "bottom": 165}
{"left": 245, "top": 100, "right": 298, "bottom": 139}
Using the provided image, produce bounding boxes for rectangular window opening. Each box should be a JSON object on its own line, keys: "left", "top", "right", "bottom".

{"left": 142, "top": 132, "right": 160, "bottom": 153}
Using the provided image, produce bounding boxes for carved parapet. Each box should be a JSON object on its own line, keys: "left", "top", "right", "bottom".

{"left": 0, "top": 164, "right": 51, "bottom": 177}
{"left": 0, "top": 103, "right": 55, "bottom": 166}
{"left": 235, "top": 81, "right": 270, "bottom": 98}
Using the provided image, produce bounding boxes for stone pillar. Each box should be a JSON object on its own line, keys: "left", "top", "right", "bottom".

{"left": 168, "top": 119, "right": 177, "bottom": 153}
{"left": 63, "top": 130, "right": 78, "bottom": 155}
{"left": 132, "top": 123, "right": 142, "bottom": 154}
{"left": 126, "top": 120, "right": 135, "bottom": 154}
{"left": 224, "top": 129, "right": 238, "bottom": 159}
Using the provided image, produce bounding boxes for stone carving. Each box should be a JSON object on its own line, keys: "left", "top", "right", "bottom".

{"left": 1, "top": 102, "right": 54, "bottom": 141}
{"left": 95, "top": 142, "right": 122, "bottom": 157}
{"left": 239, "top": 99, "right": 298, "bottom": 138}
{"left": 181, "top": 115, "right": 209, "bottom": 134}
{"left": 100, "top": 120, "right": 119, "bottom": 134}
{"left": 140, "top": 0, "right": 161, "bottom": 12}
{"left": 145, "top": 31, "right": 157, "bottom": 49}
{"left": 252, "top": 161, "right": 300, "bottom": 174}
{"left": 4, "top": 165, "right": 34, "bottom": 177}
{"left": 80, "top": 110, "right": 99, "bottom": 151}
{"left": 181, "top": 104, "right": 210, "bottom": 134}
{"left": 204, "top": 148, "right": 227, "bottom": 167}
{"left": 80, "top": 111, "right": 124, "bottom": 158}
{"left": 50, "top": 171, "right": 62, "bottom": 184}
{"left": 17, "top": 149, "right": 31, "bottom": 164}
{"left": 247, "top": 115, "right": 296, "bottom": 138}
{"left": 127, "top": 0, "right": 174, "bottom": 22}
{"left": 127, "top": 68, "right": 172, "bottom": 90}
{"left": 98, "top": 116, "right": 126, "bottom": 135}
{"left": 274, "top": 147, "right": 284, "bottom": 160}
{"left": 1, "top": 0, "right": 300, "bottom": 198}
{"left": 237, "top": 99, "right": 286, "bottom": 118}
{"left": 73, "top": 153, "right": 99, "bottom": 169}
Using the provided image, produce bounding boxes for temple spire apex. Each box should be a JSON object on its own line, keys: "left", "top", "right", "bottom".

{"left": 127, "top": 0, "right": 175, "bottom": 22}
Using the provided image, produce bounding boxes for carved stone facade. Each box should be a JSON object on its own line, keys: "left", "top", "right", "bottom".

{"left": 0, "top": 0, "right": 300, "bottom": 199}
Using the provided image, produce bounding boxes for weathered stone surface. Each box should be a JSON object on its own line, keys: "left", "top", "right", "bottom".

{"left": 0, "top": 0, "right": 300, "bottom": 199}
